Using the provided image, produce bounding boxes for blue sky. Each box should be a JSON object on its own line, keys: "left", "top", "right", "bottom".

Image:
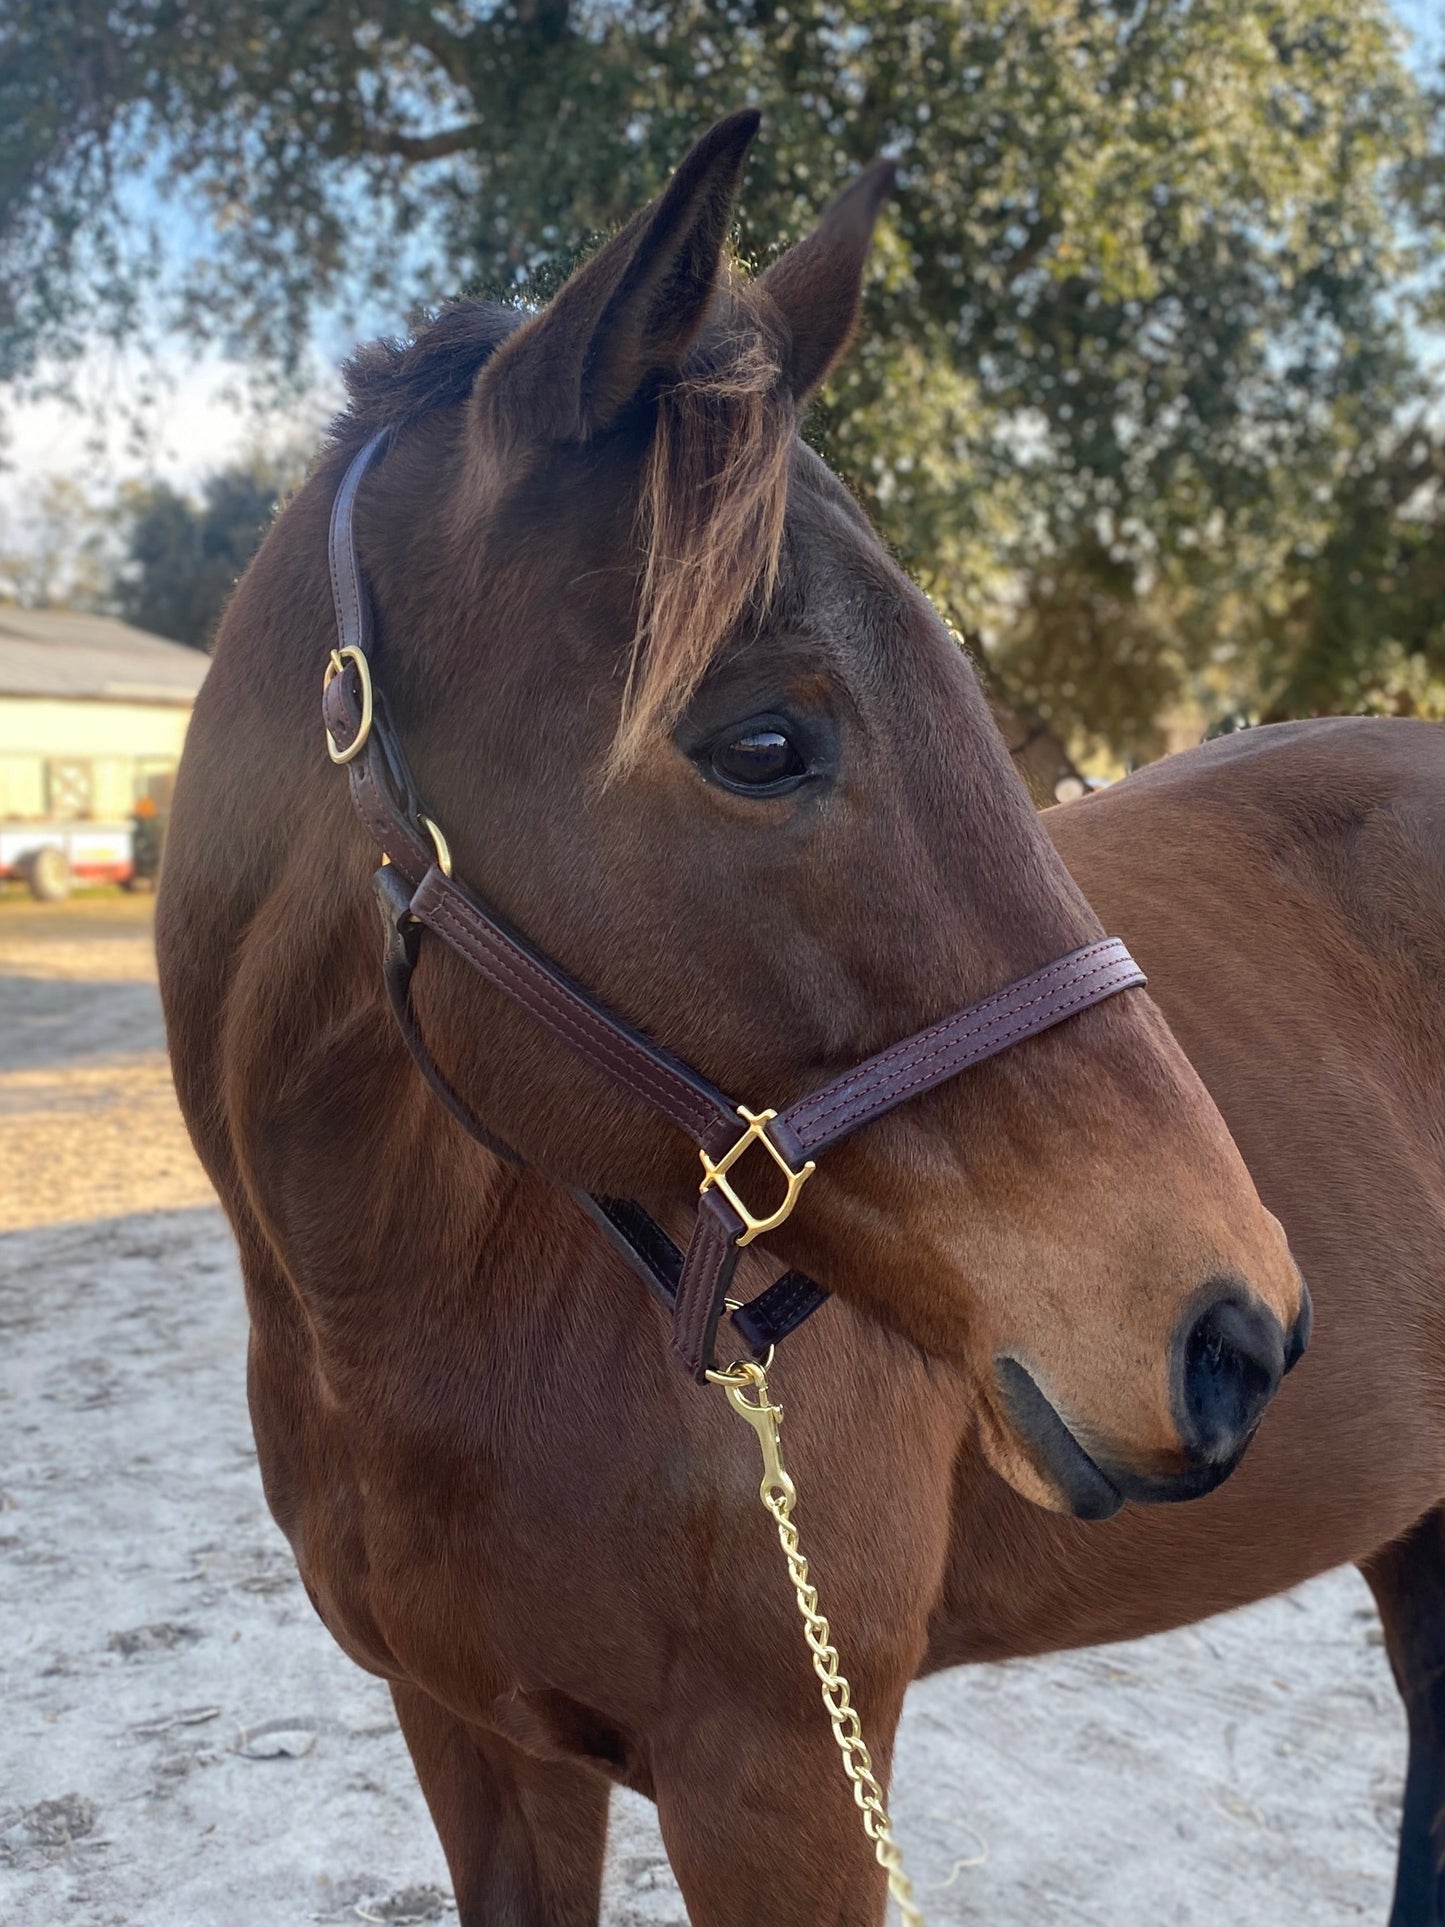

{"left": 3, "top": 0, "right": 1442, "bottom": 550}
{"left": 1395, "top": 0, "right": 1442, "bottom": 61}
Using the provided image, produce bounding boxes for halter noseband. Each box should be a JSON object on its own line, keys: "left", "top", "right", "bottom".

{"left": 320, "top": 430, "right": 1146, "bottom": 1380}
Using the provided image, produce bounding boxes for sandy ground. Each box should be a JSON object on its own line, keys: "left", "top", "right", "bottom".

{"left": 0, "top": 892, "right": 1411, "bottom": 1925}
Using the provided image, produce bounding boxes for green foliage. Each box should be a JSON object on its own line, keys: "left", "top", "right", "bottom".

{"left": 3, "top": 0, "right": 1443, "bottom": 756}
{"left": 0, "top": 475, "right": 114, "bottom": 609}
{"left": 114, "top": 464, "right": 283, "bottom": 648}
{"left": 1259, "top": 426, "right": 1445, "bottom": 722}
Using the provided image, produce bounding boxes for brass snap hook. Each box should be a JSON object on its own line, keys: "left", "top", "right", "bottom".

{"left": 707, "top": 1351, "right": 927, "bottom": 1923}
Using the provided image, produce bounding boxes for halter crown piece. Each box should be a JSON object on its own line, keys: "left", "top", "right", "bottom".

{"left": 320, "top": 430, "right": 1147, "bottom": 1380}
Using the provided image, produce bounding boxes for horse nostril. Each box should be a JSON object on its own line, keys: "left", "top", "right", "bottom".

{"left": 1177, "top": 1296, "right": 1284, "bottom": 1464}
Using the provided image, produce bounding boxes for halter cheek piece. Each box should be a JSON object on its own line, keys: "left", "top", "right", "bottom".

{"left": 321, "top": 430, "right": 1147, "bottom": 1381}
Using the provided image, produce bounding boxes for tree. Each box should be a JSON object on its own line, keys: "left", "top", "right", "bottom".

{"left": 114, "top": 461, "right": 287, "bottom": 648}
{"left": 0, "top": 474, "right": 114, "bottom": 609}
{"left": 4, "top": 1, "right": 1442, "bottom": 757}
{"left": 1258, "top": 423, "right": 1445, "bottom": 724}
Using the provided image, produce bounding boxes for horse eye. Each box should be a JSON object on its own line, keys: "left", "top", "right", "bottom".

{"left": 710, "top": 727, "right": 807, "bottom": 791}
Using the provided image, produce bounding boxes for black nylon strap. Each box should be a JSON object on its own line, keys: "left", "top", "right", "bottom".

{"left": 577, "top": 1192, "right": 828, "bottom": 1353}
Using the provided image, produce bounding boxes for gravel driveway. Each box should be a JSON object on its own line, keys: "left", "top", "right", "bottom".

{"left": 0, "top": 893, "right": 1408, "bottom": 1924}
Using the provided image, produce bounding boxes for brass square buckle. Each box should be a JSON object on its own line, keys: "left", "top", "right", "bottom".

{"left": 324, "top": 645, "right": 374, "bottom": 765}
{"left": 699, "top": 1106, "right": 816, "bottom": 1248}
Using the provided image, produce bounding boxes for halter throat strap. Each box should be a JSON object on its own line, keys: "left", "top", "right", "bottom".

{"left": 321, "top": 429, "right": 1147, "bottom": 1380}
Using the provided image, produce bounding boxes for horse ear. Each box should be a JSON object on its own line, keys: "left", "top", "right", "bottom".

{"left": 475, "top": 110, "right": 760, "bottom": 451}
{"left": 761, "top": 160, "right": 896, "bottom": 399}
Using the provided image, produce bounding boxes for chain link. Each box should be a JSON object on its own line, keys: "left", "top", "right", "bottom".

{"left": 708, "top": 1357, "right": 926, "bottom": 1927}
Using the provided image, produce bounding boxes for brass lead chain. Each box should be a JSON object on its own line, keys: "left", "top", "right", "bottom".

{"left": 707, "top": 1356, "right": 926, "bottom": 1927}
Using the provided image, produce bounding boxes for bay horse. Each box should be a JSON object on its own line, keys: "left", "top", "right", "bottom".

{"left": 1035, "top": 714, "right": 1445, "bottom": 1926}
{"left": 156, "top": 114, "right": 1318, "bottom": 1921}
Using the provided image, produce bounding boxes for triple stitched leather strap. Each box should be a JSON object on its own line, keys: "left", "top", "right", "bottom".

{"left": 322, "top": 430, "right": 1147, "bottom": 1381}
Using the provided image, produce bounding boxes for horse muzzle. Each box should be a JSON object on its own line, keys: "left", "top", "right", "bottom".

{"left": 994, "top": 1279, "right": 1312, "bottom": 1520}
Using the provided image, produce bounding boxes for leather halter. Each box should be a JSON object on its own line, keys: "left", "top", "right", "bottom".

{"left": 321, "top": 429, "right": 1147, "bottom": 1380}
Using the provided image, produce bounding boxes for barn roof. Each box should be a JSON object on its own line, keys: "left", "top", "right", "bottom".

{"left": 0, "top": 609, "right": 209, "bottom": 707}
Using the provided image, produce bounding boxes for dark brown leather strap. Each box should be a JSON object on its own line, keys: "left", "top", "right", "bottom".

{"left": 328, "top": 429, "right": 388, "bottom": 659}
{"left": 771, "top": 937, "right": 1144, "bottom": 1165}
{"left": 666, "top": 936, "right": 1145, "bottom": 1377}
{"left": 374, "top": 863, "right": 827, "bottom": 1358}
{"left": 577, "top": 1193, "right": 826, "bottom": 1352}
{"left": 672, "top": 1187, "right": 749, "bottom": 1379}
{"left": 375, "top": 864, "right": 527, "bottom": 1164}
{"left": 351, "top": 730, "right": 435, "bottom": 878}
{"left": 729, "top": 1269, "right": 831, "bottom": 1356}
{"left": 409, "top": 864, "right": 741, "bottom": 1148}
{"left": 324, "top": 434, "right": 819, "bottom": 1366}
{"left": 322, "top": 431, "right": 1148, "bottom": 1384}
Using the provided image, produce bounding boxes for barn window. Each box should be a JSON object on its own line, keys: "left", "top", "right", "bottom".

{"left": 46, "top": 759, "right": 95, "bottom": 819}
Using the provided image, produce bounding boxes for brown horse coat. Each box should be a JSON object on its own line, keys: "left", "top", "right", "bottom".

{"left": 155, "top": 119, "right": 1423, "bottom": 1926}
{"left": 944, "top": 717, "right": 1445, "bottom": 1668}
{"left": 162, "top": 703, "right": 1445, "bottom": 1924}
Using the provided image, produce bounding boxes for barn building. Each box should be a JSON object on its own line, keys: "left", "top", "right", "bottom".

{"left": 0, "top": 608, "right": 207, "bottom": 825}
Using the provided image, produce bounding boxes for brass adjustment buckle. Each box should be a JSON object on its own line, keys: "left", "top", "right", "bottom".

{"left": 324, "top": 646, "right": 373, "bottom": 764}
{"left": 699, "top": 1106, "right": 816, "bottom": 1248}
{"left": 421, "top": 815, "right": 453, "bottom": 877}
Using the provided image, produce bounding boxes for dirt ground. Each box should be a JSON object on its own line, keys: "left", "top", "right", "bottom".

{"left": 0, "top": 892, "right": 1411, "bottom": 1924}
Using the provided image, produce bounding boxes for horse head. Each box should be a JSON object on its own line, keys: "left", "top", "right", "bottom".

{"left": 181, "top": 111, "right": 1309, "bottom": 1518}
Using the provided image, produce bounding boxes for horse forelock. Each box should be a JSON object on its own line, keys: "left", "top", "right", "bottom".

{"left": 329, "top": 278, "right": 794, "bottom": 774}
{"left": 610, "top": 274, "right": 795, "bottom": 778}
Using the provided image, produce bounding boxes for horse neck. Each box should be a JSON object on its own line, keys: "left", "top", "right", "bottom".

{"left": 228, "top": 869, "right": 598, "bottom": 1335}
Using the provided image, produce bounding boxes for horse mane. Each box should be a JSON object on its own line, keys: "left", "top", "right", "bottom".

{"left": 333, "top": 276, "right": 795, "bottom": 776}
{"left": 336, "top": 300, "right": 523, "bottom": 435}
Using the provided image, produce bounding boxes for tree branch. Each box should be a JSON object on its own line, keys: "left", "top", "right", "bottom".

{"left": 363, "top": 123, "right": 483, "bottom": 164}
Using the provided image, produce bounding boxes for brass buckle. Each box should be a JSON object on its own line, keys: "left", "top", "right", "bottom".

{"left": 699, "top": 1107, "right": 816, "bottom": 1248}
{"left": 324, "top": 646, "right": 373, "bottom": 764}
{"left": 421, "top": 815, "right": 453, "bottom": 877}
